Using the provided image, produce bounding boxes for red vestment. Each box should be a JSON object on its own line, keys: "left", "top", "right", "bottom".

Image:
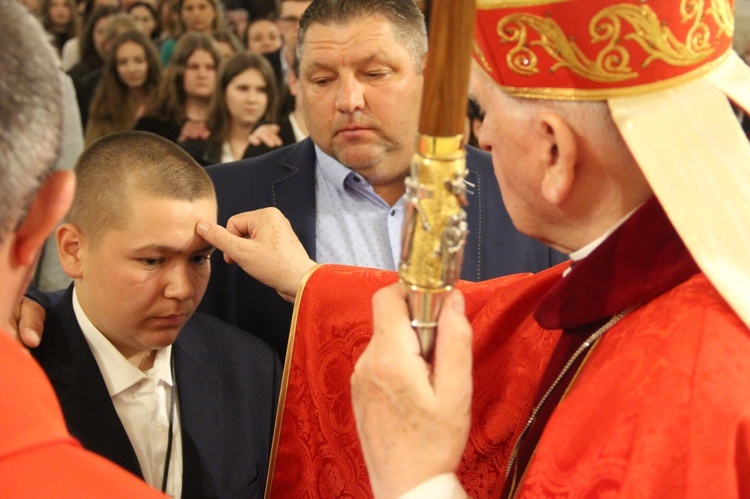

{"left": 267, "top": 199, "right": 750, "bottom": 498}
{"left": 0, "top": 333, "right": 164, "bottom": 498}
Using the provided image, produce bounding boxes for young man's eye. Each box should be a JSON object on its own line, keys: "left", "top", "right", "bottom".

{"left": 190, "top": 255, "right": 211, "bottom": 265}
{"left": 142, "top": 258, "right": 162, "bottom": 267}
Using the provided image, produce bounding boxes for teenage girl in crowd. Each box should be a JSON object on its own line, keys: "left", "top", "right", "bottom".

{"left": 42, "top": 0, "right": 78, "bottom": 55}
{"left": 160, "top": 0, "right": 222, "bottom": 64}
{"left": 245, "top": 17, "right": 281, "bottom": 56}
{"left": 135, "top": 32, "right": 219, "bottom": 147}
{"left": 127, "top": 1, "right": 161, "bottom": 45}
{"left": 85, "top": 29, "right": 162, "bottom": 145}
{"left": 184, "top": 51, "right": 278, "bottom": 165}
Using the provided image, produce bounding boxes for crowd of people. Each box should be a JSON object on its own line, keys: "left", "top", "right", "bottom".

{"left": 3, "top": 0, "right": 749, "bottom": 498}
{"left": 22, "top": 0, "right": 313, "bottom": 169}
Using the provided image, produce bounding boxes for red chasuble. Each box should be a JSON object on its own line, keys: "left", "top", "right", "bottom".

{"left": 266, "top": 199, "right": 750, "bottom": 498}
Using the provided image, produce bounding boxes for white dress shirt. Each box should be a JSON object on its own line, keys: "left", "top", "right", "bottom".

{"left": 73, "top": 288, "right": 183, "bottom": 498}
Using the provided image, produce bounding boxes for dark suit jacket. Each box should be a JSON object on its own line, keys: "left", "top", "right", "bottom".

{"left": 33, "top": 287, "right": 282, "bottom": 499}
{"left": 202, "top": 138, "right": 566, "bottom": 357}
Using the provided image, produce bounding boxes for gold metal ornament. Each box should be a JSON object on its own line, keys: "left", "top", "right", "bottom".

{"left": 399, "top": 135, "right": 469, "bottom": 361}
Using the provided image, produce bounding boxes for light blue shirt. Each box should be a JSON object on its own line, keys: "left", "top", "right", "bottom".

{"left": 314, "top": 145, "right": 404, "bottom": 270}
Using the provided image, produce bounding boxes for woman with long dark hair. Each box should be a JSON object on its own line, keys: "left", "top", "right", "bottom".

{"left": 188, "top": 52, "right": 278, "bottom": 165}
{"left": 85, "top": 29, "right": 162, "bottom": 145}
{"left": 135, "top": 32, "right": 219, "bottom": 148}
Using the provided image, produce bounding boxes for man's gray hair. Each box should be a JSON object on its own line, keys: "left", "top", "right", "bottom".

{"left": 0, "top": 0, "right": 62, "bottom": 240}
{"left": 296, "top": 0, "right": 428, "bottom": 72}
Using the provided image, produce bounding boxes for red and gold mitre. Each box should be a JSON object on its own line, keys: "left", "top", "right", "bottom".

{"left": 473, "top": 0, "right": 735, "bottom": 99}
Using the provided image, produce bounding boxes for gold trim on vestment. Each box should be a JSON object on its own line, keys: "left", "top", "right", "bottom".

{"left": 264, "top": 263, "right": 325, "bottom": 499}
{"left": 477, "top": 0, "right": 571, "bottom": 10}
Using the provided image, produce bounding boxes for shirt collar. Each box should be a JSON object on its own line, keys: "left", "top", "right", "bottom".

{"left": 288, "top": 112, "right": 308, "bottom": 142}
{"left": 562, "top": 205, "right": 641, "bottom": 277}
{"left": 73, "top": 287, "right": 173, "bottom": 397}
{"left": 315, "top": 144, "right": 357, "bottom": 193}
{"left": 568, "top": 204, "right": 641, "bottom": 263}
{"left": 534, "top": 197, "right": 701, "bottom": 330}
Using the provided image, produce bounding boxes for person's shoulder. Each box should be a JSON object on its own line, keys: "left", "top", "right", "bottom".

{"left": 207, "top": 138, "right": 315, "bottom": 181}
{"left": 465, "top": 145, "right": 493, "bottom": 171}
{"left": 179, "top": 312, "right": 277, "bottom": 360}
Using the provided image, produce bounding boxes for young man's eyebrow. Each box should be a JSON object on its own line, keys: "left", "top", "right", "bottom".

{"left": 131, "top": 243, "right": 215, "bottom": 254}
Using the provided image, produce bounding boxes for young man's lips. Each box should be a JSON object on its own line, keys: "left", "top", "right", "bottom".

{"left": 152, "top": 314, "right": 188, "bottom": 326}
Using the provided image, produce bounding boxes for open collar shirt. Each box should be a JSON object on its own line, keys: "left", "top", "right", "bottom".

{"left": 72, "top": 287, "right": 183, "bottom": 498}
{"left": 314, "top": 144, "right": 404, "bottom": 270}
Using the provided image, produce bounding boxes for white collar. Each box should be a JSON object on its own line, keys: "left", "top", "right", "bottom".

{"left": 73, "top": 287, "right": 173, "bottom": 397}
{"left": 563, "top": 204, "right": 642, "bottom": 277}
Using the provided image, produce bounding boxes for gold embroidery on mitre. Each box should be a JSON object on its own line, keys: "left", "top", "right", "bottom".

{"left": 495, "top": 1, "right": 733, "bottom": 82}
{"left": 473, "top": 40, "right": 494, "bottom": 73}
{"left": 706, "top": 0, "right": 735, "bottom": 38}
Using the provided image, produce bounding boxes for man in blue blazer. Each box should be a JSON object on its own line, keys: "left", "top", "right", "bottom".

{"left": 204, "top": 140, "right": 563, "bottom": 359}
{"left": 198, "top": 1, "right": 564, "bottom": 359}
{"left": 32, "top": 132, "right": 280, "bottom": 498}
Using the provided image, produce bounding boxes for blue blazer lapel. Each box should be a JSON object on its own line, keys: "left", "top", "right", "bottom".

{"left": 270, "top": 138, "right": 318, "bottom": 259}
{"left": 34, "top": 286, "right": 143, "bottom": 479}
{"left": 173, "top": 321, "right": 224, "bottom": 496}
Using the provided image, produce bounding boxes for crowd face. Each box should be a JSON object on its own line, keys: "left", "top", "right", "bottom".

{"left": 225, "top": 68, "right": 269, "bottom": 128}
{"left": 215, "top": 40, "right": 237, "bottom": 60}
{"left": 276, "top": 1, "right": 310, "bottom": 46}
{"left": 48, "top": 0, "right": 72, "bottom": 29}
{"left": 182, "top": 48, "right": 216, "bottom": 99}
{"left": 93, "top": 15, "right": 113, "bottom": 58}
{"left": 299, "top": 16, "right": 423, "bottom": 188}
{"left": 130, "top": 4, "right": 158, "bottom": 38}
{"left": 74, "top": 194, "right": 215, "bottom": 361}
{"left": 246, "top": 19, "right": 281, "bottom": 55}
{"left": 181, "top": 0, "right": 215, "bottom": 34}
{"left": 115, "top": 40, "right": 149, "bottom": 90}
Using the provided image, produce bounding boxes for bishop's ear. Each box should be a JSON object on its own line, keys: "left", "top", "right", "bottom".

{"left": 537, "top": 113, "right": 577, "bottom": 205}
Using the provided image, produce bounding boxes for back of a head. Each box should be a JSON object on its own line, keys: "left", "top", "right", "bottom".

{"left": 69, "top": 131, "right": 215, "bottom": 246}
{"left": 0, "top": 1, "right": 62, "bottom": 240}
{"left": 296, "top": 0, "right": 427, "bottom": 70}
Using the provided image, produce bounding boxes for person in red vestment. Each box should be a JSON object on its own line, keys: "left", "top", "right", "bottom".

{"left": 197, "top": 0, "right": 750, "bottom": 497}
{"left": 0, "top": 2, "right": 165, "bottom": 497}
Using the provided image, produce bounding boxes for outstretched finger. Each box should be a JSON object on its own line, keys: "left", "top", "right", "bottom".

{"left": 196, "top": 220, "right": 254, "bottom": 265}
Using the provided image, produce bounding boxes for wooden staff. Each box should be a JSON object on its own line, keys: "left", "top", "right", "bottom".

{"left": 398, "top": 0, "right": 477, "bottom": 362}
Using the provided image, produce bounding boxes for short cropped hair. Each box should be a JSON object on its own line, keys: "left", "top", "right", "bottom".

{"left": 0, "top": 2, "right": 62, "bottom": 241}
{"left": 296, "top": 0, "right": 427, "bottom": 72}
{"left": 68, "top": 131, "right": 215, "bottom": 246}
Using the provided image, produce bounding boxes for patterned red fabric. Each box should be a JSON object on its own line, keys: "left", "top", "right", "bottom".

{"left": 266, "top": 265, "right": 566, "bottom": 498}
{"left": 267, "top": 202, "right": 750, "bottom": 498}
{"left": 473, "top": 0, "right": 734, "bottom": 99}
{"left": 516, "top": 273, "right": 750, "bottom": 497}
